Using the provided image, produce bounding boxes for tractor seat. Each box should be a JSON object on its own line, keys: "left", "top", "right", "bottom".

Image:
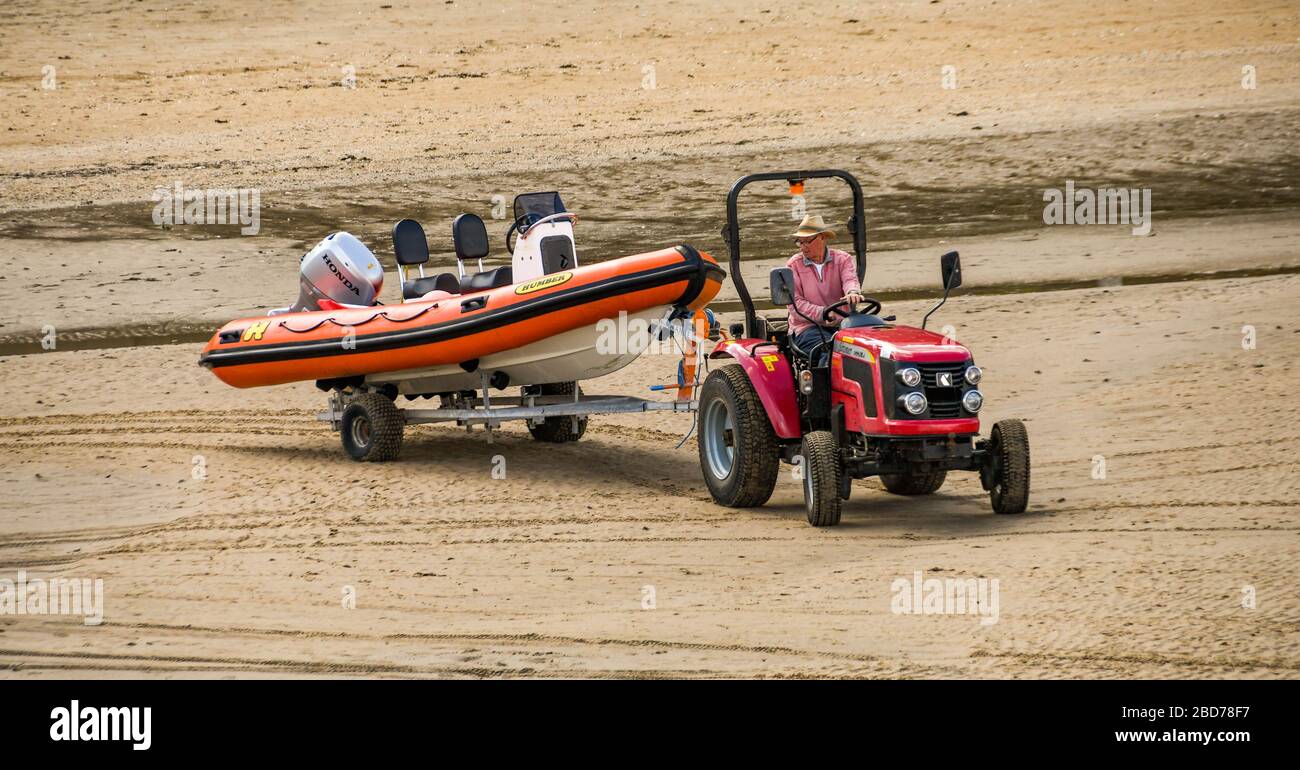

{"left": 403, "top": 272, "right": 461, "bottom": 300}
{"left": 459, "top": 265, "right": 513, "bottom": 294}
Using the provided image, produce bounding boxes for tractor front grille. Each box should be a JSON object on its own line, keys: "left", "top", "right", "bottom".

{"left": 917, "top": 363, "right": 967, "bottom": 419}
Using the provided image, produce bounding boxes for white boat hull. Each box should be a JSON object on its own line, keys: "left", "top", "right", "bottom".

{"left": 365, "top": 307, "right": 665, "bottom": 394}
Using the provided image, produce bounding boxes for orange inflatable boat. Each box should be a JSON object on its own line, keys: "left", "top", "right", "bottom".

{"left": 199, "top": 195, "right": 724, "bottom": 395}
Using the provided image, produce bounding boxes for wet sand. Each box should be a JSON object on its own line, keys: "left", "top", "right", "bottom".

{"left": 4, "top": 212, "right": 1300, "bottom": 355}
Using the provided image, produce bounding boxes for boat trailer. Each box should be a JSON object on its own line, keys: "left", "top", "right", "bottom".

{"left": 319, "top": 390, "right": 697, "bottom": 441}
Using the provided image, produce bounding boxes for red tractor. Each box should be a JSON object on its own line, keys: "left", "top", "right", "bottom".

{"left": 699, "top": 170, "right": 1030, "bottom": 526}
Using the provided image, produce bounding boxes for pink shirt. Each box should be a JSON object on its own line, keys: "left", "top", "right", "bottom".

{"left": 786, "top": 247, "right": 861, "bottom": 335}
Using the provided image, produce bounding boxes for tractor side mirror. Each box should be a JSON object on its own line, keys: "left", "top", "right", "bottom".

{"left": 769, "top": 268, "right": 795, "bottom": 306}
{"left": 940, "top": 251, "right": 962, "bottom": 290}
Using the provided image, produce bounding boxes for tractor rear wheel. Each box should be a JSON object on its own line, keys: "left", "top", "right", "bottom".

{"left": 697, "top": 365, "right": 779, "bottom": 507}
{"left": 988, "top": 419, "right": 1030, "bottom": 514}
{"left": 880, "top": 466, "right": 947, "bottom": 495}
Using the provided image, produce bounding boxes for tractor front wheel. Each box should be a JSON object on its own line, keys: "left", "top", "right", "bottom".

{"left": 800, "top": 431, "right": 843, "bottom": 527}
{"left": 987, "top": 419, "right": 1030, "bottom": 514}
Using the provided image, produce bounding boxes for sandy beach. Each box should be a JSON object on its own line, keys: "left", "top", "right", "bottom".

{"left": 1, "top": 0, "right": 1298, "bottom": 678}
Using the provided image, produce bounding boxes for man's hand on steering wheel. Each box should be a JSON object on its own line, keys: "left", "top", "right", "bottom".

{"left": 821, "top": 294, "right": 882, "bottom": 323}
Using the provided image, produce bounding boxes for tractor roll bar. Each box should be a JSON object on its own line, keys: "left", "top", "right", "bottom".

{"left": 722, "top": 169, "right": 866, "bottom": 338}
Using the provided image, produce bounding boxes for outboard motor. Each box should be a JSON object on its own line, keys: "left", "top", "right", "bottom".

{"left": 280, "top": 232, "right": 385, "bottom": 313}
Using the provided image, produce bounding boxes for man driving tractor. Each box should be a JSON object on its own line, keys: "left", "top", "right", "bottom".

{"left": 787, "top": 214, "right": 866, "bottom": 364}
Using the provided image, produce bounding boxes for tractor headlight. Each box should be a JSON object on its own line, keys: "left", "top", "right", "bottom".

{"left": 897, "top": 367, "right": 922, "bottom": 387}
{"left": 964, "top": 365, "right": 982, "bottom": 385}
{"left": 962, "top": 390, "right": 984, "bottom": 413}
{"left": 799, "top": 369, "right": 813, "bottom": 395}
{"left": 898, "top": 391, "right": 928, "bottom": 416}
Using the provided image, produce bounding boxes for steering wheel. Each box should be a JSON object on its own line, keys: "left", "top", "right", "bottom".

{"left": 822, "top": 297, "right": 881, "bottom": 324}
{"left": 505, "top": 213, "right": 540, "bottom": 255}
{"left": 506, "top": 212, "right": 578, "bottom": 254}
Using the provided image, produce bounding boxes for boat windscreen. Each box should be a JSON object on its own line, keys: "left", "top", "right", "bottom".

{"left": 513, "top": 191, "right": 566, "bottom": 222}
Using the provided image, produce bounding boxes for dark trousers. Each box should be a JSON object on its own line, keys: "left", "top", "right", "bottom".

{"left": 793, "top": 326, "right": 834, "bottom": 366}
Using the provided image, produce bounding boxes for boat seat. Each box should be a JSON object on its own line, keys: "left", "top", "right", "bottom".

{"left": 451, "top": 213, "right": 513, "bottom": 293}
{"left": 393, "top": 218, "right": 463, "bottom": 302}
{"left": 460, "top": 266, "right": 513, "bottom": 294}
{"left": 453, "top": 213, "right": 491, "bottom": 264}
{"left": 404, "top": 272, "right": 461, "bottom": 300}
{"left": 393, "top": 218, "right": 431, "bottom": 267}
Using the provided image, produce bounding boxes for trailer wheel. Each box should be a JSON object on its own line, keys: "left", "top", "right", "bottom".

{"left": 528, "top": 381, "right": 588, "bottom": 443}
{"left": 697, "top": 365, "right": 779, "bottom": 507}
{"left": 880, "top": 466, "right": 947, "bottom": 495}
{"left": 988, "top": 419, "right": 1030, "bottom": 514}
{"left": 340, "top": 392, "right": 404, "bottom": 462}
{"left": 800, "top": 431, "right": 842, "bottom": 527}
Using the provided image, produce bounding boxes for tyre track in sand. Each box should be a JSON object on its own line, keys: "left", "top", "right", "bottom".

{"left": 970, "top": 648, "right": 1300, "bottom": 673}
{"left": 0, "top": 414, "right": 708, "bottom": 507}
{"left": 3, "top": 653, "right": 898, "bottom": 679}
{"left": 0, "top": 508, "right": 758, "bottom": 554}
{"left": 100, "top": 620, "right": 895, "bottom": 665}
{"left": 1030, "top": 433, "right": 1300, "bottom": 467}
{"left": 94, "top": 534, "right": 795, "bottom": 557}
{"left": 0, "top": 615, "right": 918, "bottom": 677}
{"left": 0, "top": 409, "right": 310, "bottom": 426}
{"left": 0, "top": 648, "right": 695, "bottom": 678}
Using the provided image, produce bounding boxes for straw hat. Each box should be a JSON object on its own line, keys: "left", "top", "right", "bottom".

{"left": 792, "top": 214, "right": 836, "bottom": 240}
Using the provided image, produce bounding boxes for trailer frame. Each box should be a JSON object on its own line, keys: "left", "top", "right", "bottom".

{"left": 319, "top": 383, "right": 699, "bottom": 450}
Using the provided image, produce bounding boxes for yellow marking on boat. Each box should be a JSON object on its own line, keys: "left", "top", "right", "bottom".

{"left": 515, "top": 271, "right": 574, "bottom": 295}
{"left": 242, "top": 320, "right": 271, "bottom": 342}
